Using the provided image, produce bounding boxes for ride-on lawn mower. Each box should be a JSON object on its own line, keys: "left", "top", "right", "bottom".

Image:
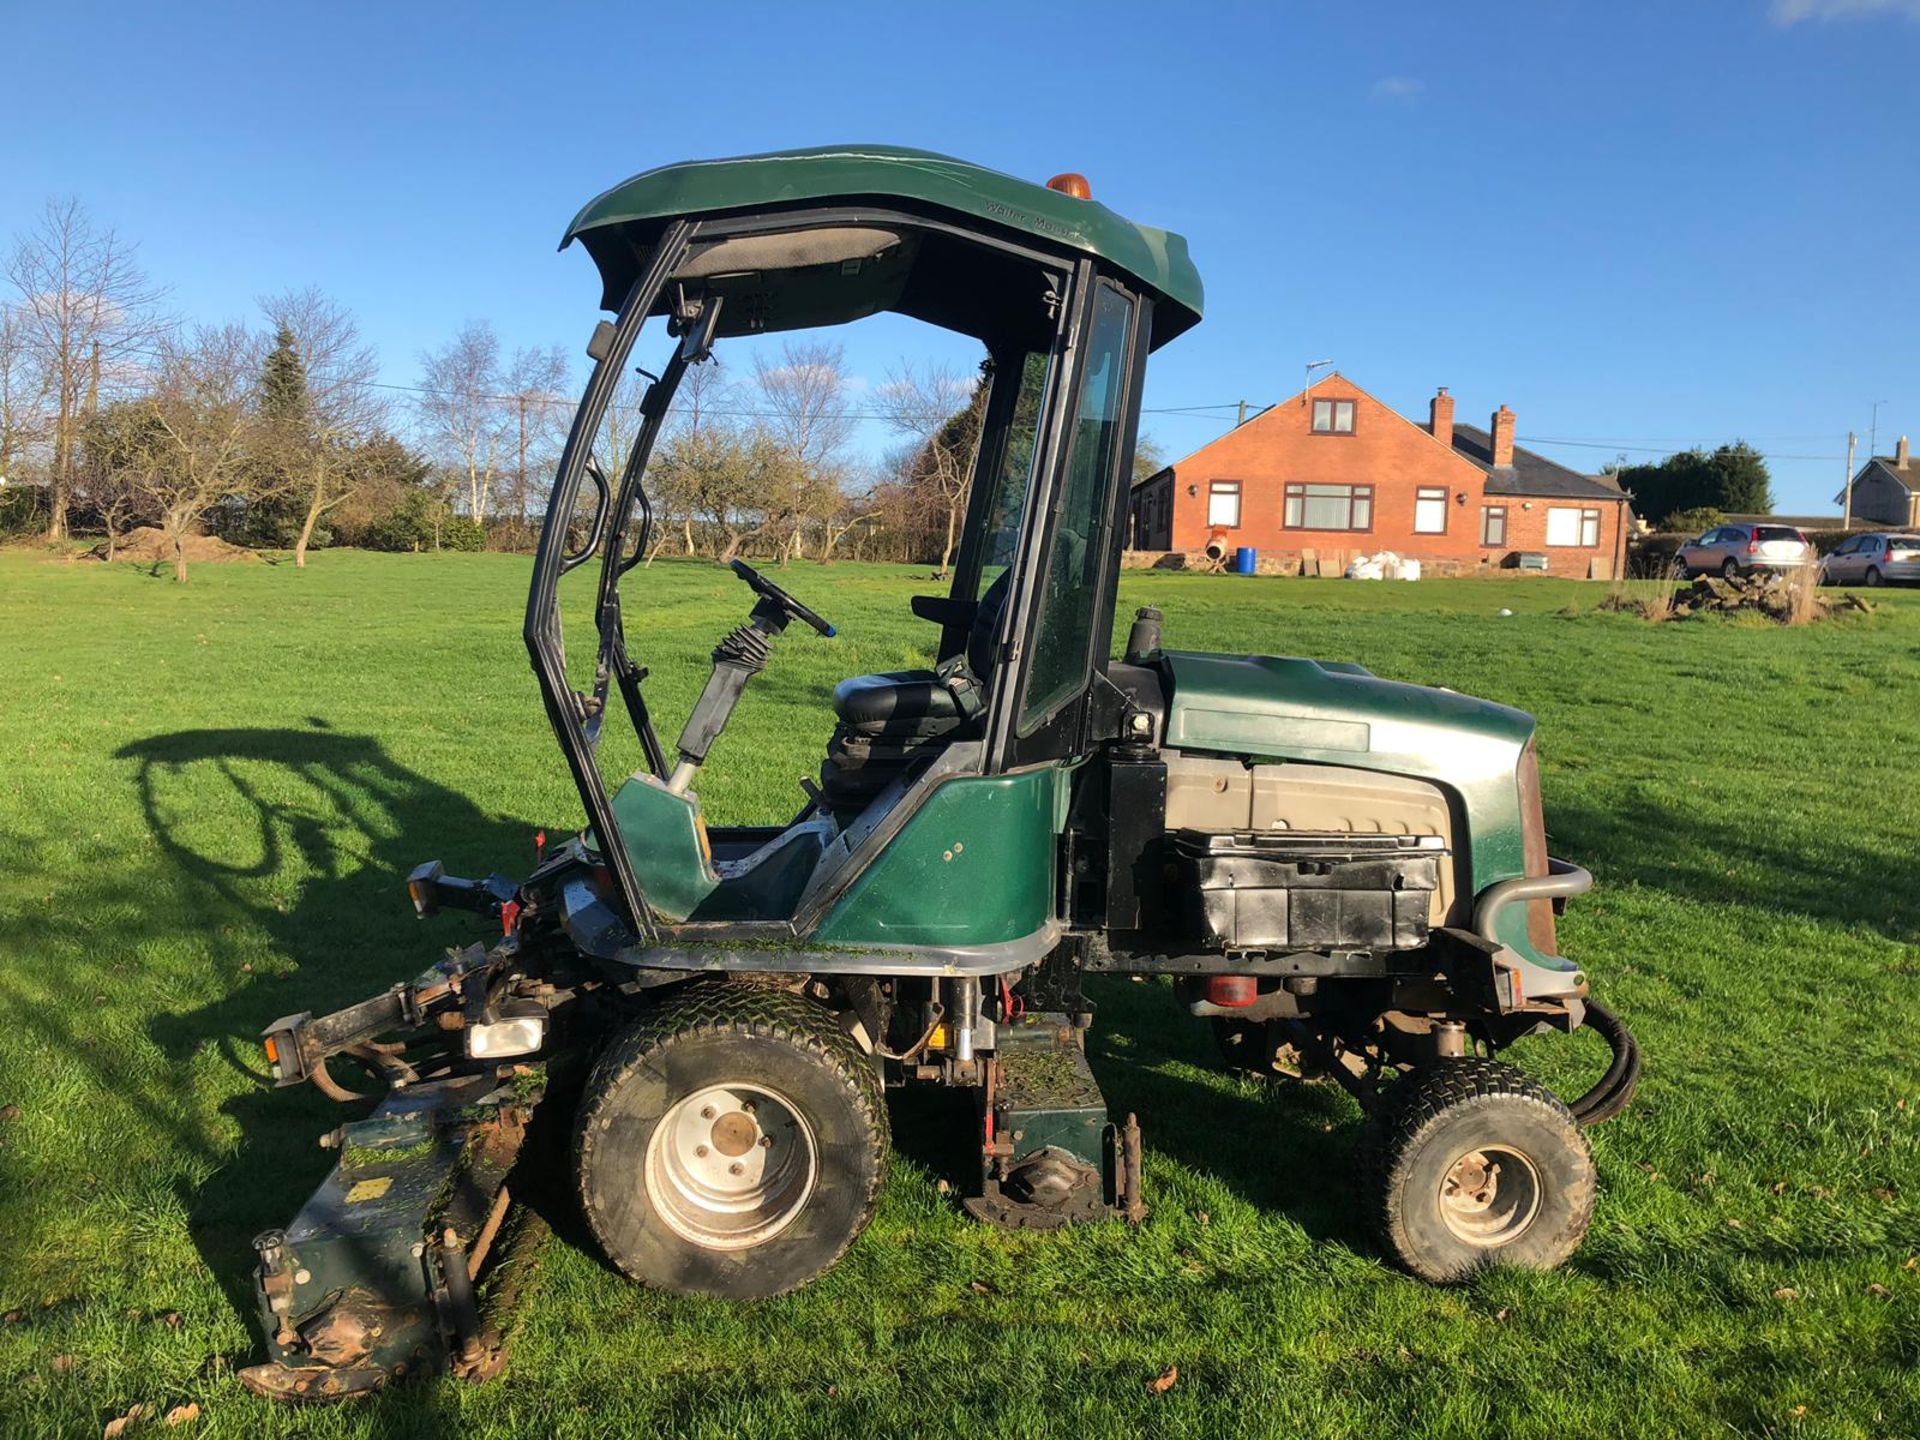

{"left": 238, "top": 147, "right": 1639, "bottom": 1400}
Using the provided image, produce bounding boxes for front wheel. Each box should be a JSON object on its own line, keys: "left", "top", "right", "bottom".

{"left": 1671, "top": 557, "right": 1691, "bottom": 580}
{"left": 575, "top": 987, "right": 888, "bottom": 1299}
{"left": 1364, "top": 1059, "right": 1594, "bottom": 1282}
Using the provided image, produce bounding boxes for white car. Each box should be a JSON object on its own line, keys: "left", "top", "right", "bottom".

{"left": 1821, "top": 533, "right": 1920, "bottom": 587}
{"left": 1673, "top": 523, "right": 1813, "bottom": 579}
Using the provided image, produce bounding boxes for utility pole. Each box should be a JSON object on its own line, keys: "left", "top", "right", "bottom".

{"left": 1236, "top": 399, "right": 1248, "bottom": 427}
{"left": 516, "top": 392, "right": 528, "bottom": 529}
{"left": 1844, "top": 431, "right": 1857, "bottom": 531}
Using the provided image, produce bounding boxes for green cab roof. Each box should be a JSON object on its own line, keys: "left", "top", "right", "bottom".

{"left": 561, "top": 145, "right": 1203, "bottom": 347}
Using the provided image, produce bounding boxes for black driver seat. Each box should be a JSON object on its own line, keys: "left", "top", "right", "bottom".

{"left": 818, "top": 573, "right": 1008, "bottom": 812}
{"left": 832, "top": 672, "right": 966, "bottom": 735}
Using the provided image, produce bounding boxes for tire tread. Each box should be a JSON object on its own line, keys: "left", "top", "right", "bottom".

{"left": 574, "top": 984, "right": 888, "bottom": 1296}
{"left": 1364, "top": 1058, "right": 1594, "bottom": 1282}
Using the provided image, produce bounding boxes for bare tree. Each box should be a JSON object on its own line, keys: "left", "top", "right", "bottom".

{"left": 0, "top": 303, "right": 47, "bottom": 487}
{"left": 755, "top": 339, "right": 854, "bottom": 561}
{"left": 1133, "top": 432, "right": 1167, "bottom": 484}
{"left": 754, "top": 339, "right": 855, "bottom": 469}
{"left": 675, "top": 355, "right": 733, "bottom": 436}
{"left": 5, "top": 198, "right": 166, "bottom": 539}
{"left": 415, "top": 324, "right": 573, "bottom": 541}
{"left": 139, "top": 324, "right": 263, "bottom": 582}
{"left": 651, "top": 422, "right": 807, "bottom": 564}
{"left": 77, "top": 400, "right": 159, "bottom": 560}
{"left": 877, "top": 361, "right": 986, "bottom": 576}
{"left": 500, "top": 345, "right": 570, "bottom": 538}
{"left": 260, "top": 288, "right": 387, "bottom": 567}
{"left": 416, "top": 322, "right": 503, "bottom": 522}
{"left": 652, "top": 359, "right": 734, "bottom": 557}
{"left": 818, "top": 478, "right": 879, "bottom": 564}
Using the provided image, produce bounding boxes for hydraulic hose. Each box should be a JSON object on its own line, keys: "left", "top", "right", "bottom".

{"left": 1567, "top": 999, "right": 1640, "bottom": 1126}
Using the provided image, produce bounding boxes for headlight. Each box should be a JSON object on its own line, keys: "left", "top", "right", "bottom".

{"left": 466, "top": 1009, "right": 546, "bottom": 1059}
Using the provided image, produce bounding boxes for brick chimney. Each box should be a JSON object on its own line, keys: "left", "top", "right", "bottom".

{"left": 1898, "top": 434, "right": 1911, "bottom": 470}
{"left": 1429, "top": 387, "right": 1454, "bottom": 451}
{"left": 1490, "top": 405, "right": 1516, "bottom": 468}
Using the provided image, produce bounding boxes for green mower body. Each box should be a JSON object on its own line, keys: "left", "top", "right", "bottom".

{"left": 238, "top": 147, "right": 1637, "bottom": 1401}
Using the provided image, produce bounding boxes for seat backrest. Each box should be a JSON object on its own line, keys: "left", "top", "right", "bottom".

{"left": 967, "top": 569, "right": 1012, "bottom": 684}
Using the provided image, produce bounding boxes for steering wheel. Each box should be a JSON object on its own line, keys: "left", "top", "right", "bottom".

{"left": 729, "top": 559, "right": 837, "bottom": 637}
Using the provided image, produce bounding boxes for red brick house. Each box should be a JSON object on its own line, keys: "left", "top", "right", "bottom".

{"left": 1128, "top": 375, "right": 1630, "bottom": 578}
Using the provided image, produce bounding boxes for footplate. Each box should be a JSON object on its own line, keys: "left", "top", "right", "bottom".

{"left": 965, "top": 1013, "right": 1145, "bottom": 1229}
{"left": 237, "top": 1067, "right": 544, "bottom": 1401}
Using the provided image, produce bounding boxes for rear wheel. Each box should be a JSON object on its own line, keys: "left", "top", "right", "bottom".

{"left": 575, "top": 986, "right": 888, "bottom": 1299}
{"left": 1866, "top": 566, "right": 1884, "bottom": 588}
{"left": 1364, "top": 1059, "right": 1594, "bottom": 1282}
{"left": 1721, "top": 557, "right": 1740, "bottom": 579}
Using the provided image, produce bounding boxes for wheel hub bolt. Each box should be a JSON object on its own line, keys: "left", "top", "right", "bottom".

{"left": 760, "top": 1135, "right": 774, "bottom": 1148}
{"left": 728, "top": 1162, "right": 744, "bottom": 1176}
{"left": 694, "top": 1144, "right": 709, "bottom": 1158}
{"left": 700, "top": 1106, "right": 716, "bottom": 1120}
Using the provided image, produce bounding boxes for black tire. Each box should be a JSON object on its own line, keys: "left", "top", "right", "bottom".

{"left": 1671, "top": 557, "right": 1690, "bottom": 580}
{"left": 1866, "top": 566, "right": 1884, "bottom": 588}
{"left": 1364, "top": 1059, "right": 1594, "bottom": 1283}
{"left": 574, "top": 986, "right": 888, "bottom": 1300}
{"left": 1721, "top": 557, "right": 1740, "bottom": 579}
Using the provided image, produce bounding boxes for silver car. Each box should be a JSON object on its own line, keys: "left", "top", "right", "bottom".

{"left": 1673, "top": 523, "right": 1814, "bottom": 579}
{"left": 1820, "top": 532, "right": 1920, "bottom": 587}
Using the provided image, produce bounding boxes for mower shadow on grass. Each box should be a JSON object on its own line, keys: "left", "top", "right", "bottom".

{"left": 1547, "top": 788, "right": 1920, "bottom": 944}
{"left": 115, "top": 726, "right": 539, "bottom": 1365}
{"left": 882, "top": 979, "right": 1373, "bottom": 1254}
{"left": 1079, "top": 977, "right": 1374, "bottom": 1251}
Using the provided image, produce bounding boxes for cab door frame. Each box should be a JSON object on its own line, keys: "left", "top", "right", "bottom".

{"left": 984, "top": 263, "right": 1153, "bottom": 774}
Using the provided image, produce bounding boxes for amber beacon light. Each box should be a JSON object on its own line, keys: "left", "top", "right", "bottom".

{"left": 1045, "top": 172, "right": 1091, "bottom": 199}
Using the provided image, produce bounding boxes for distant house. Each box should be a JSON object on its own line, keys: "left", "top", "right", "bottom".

{"left": 1837, "top": 435, "right": 1920, "bottom": 529}
{"left": 1128, "top": 374, "right": 1630, "bottom": 578}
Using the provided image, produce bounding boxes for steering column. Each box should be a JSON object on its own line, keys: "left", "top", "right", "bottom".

{"left": 665, "top": 561, "right": 836, "bottom": 794}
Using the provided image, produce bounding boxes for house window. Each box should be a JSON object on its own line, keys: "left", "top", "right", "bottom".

{"left": 1310, "top": 398, "right": 1356, "bottom": 435}
{"left": 1413, "top": 487, "right": 1449, "bottom": 534}
{"left": 1481, "top": 506, "right": 1508, "bottom": 547}
{"left": 1284, "top": 482, "right": 1373, "bottom": 531}
{"left": 1207, "top": 481, "right": 1242, "bottom": 528}
{"left": 1546, "top": 506, "right": 1603, "bottom": 547}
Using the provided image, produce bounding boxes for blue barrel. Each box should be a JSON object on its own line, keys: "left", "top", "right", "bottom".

{"left": 1233, "top": 546, "right": 1258, "bottom": 575}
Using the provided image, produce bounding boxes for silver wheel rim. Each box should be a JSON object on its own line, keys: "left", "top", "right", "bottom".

{"left": 1437, "top": 1145, "right": 1542, "bottom": 1247}
{"left": 645, "top": 1082, "right": 818, "bottom": 1251}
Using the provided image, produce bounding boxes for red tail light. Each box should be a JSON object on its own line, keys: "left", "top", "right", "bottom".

{"left": 1747, "top": 541, "right": 1758, "bottom": 554}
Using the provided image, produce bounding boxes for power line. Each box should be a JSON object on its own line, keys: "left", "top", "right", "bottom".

{"left": 80, "top": 343, "right": 1865, "bottom": 464}
{"left": 1518, "top": 436, "right": 1843, "bottom": 462}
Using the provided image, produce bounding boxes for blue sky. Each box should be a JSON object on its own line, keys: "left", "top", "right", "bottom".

{"left": 7, "top": 0, "right": 1917, "bottom": 512}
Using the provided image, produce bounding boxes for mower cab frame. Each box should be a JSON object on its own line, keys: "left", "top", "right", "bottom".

{"left": 528, "top": 202, "right": 1159, "bottom": 970}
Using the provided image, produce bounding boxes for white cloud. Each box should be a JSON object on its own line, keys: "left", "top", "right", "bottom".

{"left": 1770, "top": 0, "right": 1920, "bottom": 24}
{"left": 1369, "top": 76, "right": 1424, "bottom": 103}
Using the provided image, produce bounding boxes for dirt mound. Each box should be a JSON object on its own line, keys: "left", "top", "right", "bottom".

{"left": 88, "top": 527, "right": 260, "bottom": 564}
{"left": 1601, "top": 570, "right": 1872, "bottom": 624}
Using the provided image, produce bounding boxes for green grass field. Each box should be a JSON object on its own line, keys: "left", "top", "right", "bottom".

{"left": 1, "top": 549, "right": 1916, "bottom": 1439}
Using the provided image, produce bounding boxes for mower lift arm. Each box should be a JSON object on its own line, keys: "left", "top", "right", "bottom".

{"left": 261, "top": 943, "right": 497, "bottom": 1090}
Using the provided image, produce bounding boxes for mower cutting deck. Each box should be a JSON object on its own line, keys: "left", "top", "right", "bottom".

{"left": 236, "top": 146, "right": 1638, "bottom": 1398}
